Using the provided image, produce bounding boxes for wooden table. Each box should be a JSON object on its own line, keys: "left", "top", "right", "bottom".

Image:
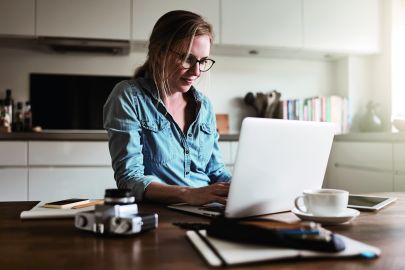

{"left": 1, "top": 193, "right": 405, "bottom": 270}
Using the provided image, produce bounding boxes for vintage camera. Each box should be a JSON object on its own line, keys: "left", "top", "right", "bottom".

{"left": 75, "top": 189, "right": 158, "bottom": 235}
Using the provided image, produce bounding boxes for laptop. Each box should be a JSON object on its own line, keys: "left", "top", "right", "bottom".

{"left": 168, "top": 117, "right": 335, "bottom": 218}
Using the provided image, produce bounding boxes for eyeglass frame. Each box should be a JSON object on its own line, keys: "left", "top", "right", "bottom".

{"left": 170, "top": 50, "right": 216, "bottom": 72}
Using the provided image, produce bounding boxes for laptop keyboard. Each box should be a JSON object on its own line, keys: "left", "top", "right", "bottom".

{"left": 199, "top": 204, "right": 225, "bottom": 213}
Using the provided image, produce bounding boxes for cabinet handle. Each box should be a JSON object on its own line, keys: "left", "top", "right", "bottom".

{"left": 334, "top": 163, "right": 393, "bottom": 173}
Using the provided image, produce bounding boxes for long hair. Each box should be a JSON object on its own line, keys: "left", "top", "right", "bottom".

{"left": 134, "top": 10, "right": 213, "bottom": 100}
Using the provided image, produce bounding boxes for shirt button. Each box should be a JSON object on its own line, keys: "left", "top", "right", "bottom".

{"left": 185, "top": 150, "right": 190, "bottom": 154}
{"left": 188, "top": 133, "right": 192, "bottom": 137}
{"left": 186, "top": 171, "right": 190, "bottom": 175}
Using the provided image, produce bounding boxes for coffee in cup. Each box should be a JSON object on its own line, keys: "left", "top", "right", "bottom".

{"left": 294, "top": 189, "right": 349, "bottom": 216}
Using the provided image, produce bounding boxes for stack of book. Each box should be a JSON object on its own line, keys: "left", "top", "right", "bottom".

{"left": 279, "top": 96, "right": 350, "bottom": 134}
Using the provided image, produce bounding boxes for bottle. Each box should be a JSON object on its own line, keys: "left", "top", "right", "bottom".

{"left": 13, "top": 102, "right": 24, "bottom": 132}
{"left": 23, "top": 101, "right": 32, "bottom": 132}
{"left": 0, "top": 99, "right": 11, "bottom": 133}
{"left": 4, "top": 89, "right": 14, "bottom": 125}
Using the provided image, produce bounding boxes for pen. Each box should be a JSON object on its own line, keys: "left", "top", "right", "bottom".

{"left": 278, "top": 229, "right": 320, "bottom": 235}
{"left": 72, "top": 200, "right": 104, "bottom": 209}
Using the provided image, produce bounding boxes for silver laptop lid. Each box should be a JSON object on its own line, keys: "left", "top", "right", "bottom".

{"left": 225, "top": 118, "right": 335, "bottom": 218}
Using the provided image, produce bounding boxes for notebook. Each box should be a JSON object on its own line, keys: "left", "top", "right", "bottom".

{"left": 20, "top": 201, "right": 96, "bottom": 219}
{"left": 169, "top": 118, "right": 335, "bottom": 218}
{"left": 187, "top": 230, "right": 380, "bottom": 267}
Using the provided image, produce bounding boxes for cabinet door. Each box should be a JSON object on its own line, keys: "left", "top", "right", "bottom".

{"left": 36, "top": 0, "right": 131, "bottom": 40}
{"left": 393, "top": 143, "right": 405, "bottom": 174}
{"left": 132, "top": 0, "right": 220, "bottom": 44}
{"left": 29, "top": 141, "right": 110, "bottom": 166}
{"left": 394, "top": 174, "right": 405, "bottom": 192}
{"left": 0, "top": 141, "right": 27, "bottom": 166}
{"left": 325, "top": 166, "right": 393, "bottom": 193}
{"left": 0, "top": 168, "right": 28, "bottom": 201}
{"left": 29, "top": 168, "right": 115, "bottom": 201}
{"left": 303, "top": 0, "right": 380, "bottom": 53}
{"left": 218, "top": 142, "right": 232, "bottom": 165}
{"left": 0, "top": 0, "right": 35, "bottom": 36}
{"left": 325, "top": 141, "right": 393, "bottom": 191}
{"left": 393, "top": 143, "right": 405, "bottom": 191}
{"left": 221, "top": 0, "right": 302, "bottom": 48}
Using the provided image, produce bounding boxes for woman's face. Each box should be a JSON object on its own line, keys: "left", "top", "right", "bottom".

{"left": 168, "top": 34, "right": 211, "bottom": 94}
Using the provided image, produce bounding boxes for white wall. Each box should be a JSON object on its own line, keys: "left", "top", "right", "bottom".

{"left": 0, "top": 44, "right": 335, "bottom": 132}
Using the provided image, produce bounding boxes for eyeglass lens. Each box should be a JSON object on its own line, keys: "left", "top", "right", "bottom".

{"left": 182, "top": 55, "right": 214, "bottom": 72}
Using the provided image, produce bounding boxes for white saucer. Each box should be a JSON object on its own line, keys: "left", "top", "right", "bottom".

{"left": 291, "top": 208, "right": 360, "bottom": 225}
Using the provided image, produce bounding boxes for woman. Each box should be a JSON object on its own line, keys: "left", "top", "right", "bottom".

{"left": 103, "top": 10, "right": 231, "bottom": 205}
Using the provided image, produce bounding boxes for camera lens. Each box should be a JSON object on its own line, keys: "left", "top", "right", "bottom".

{"left": 104, "top": 189, "right": 135, "bottom": 205}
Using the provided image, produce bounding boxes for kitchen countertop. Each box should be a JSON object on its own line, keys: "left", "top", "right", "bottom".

{"left": 2, "top": 131, "right": 405, "bottom": 142}
{"left": 0, "top": 130, "right": 239, "bottom": 142}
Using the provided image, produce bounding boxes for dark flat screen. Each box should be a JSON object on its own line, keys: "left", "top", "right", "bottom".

{"left": 348, "top": 195, "right": 388, "bottom": 207}
{"left": 30, "top": 73, "right": 130, "bottom": 129}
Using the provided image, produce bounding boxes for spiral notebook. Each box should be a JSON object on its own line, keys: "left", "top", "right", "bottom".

{"left": 186, "top": 230, "right": 380, "bottom": 267}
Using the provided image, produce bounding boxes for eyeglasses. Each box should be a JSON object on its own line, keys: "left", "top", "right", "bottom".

{"left": 171, "top": 51, "right": 215, "bottom": 72}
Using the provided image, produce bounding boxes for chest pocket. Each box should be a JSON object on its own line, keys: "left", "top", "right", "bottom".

{"left": 198, "top": 123, "right": 215, "bottom": 163}
{"left": 141, "top": 119, "right": 175, "bottom": 165}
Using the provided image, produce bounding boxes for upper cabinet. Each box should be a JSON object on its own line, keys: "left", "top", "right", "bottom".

{"left": 0, "top": 0, "right": 381, "bottom": 55}
{"left": 0, "top": 0, "right": 35, "bottom": 36}
{"left": 303, "top": 0, "right": 380, "bottom": 54}
{"left": 132, "top": 0, "right": 220, "bottom": 44}
{"left": 221, "top": 0, "right": 302, "bottom": 48}
{"left": 36, "top": 0, "right": 131, "bottom": 40}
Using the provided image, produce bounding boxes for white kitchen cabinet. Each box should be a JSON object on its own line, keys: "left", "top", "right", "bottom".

{"left": 393, "top": 143, "right": 405, "bottom": 191}
{"left": 326, "top": 166, "right": 393, "bottom": 193}
{"left": 393, "top": 143, "right": 405, "bottom": 174}
{"left": 221, "top": 0, "right": 302, "bottom": 48}
{"left": 218, "top": 142, "right": 232, "bottom": 166}
{"left": 0, "top": 141, "right": 27, "bottom": 166}
{"left": 394, "top": 175, "right": 405, "bottom": 192}
{"left": 303, "top": 0, "right": 380, "bottom": 53}
{"left": 29, "top": 168, "right": 115, "bottom": 201}
{"left": 218, "top": 141, "right": 238, "bottom": 172}
{"left": 0, "top": 169, "right": 28, "bottom": 201}
{"left": 132, "top": 0, "right": 220, "bottom": 44}
{"left": 325, "top": 142, "right": 393, "bottom": 192}
{"left": 29, "top": 141, "right": 111, "bottom": 166}
{"left": 0, "top": 142, "right": 28, "bottom": 201}
{"left": 0, "top": 0, "right": 35, "bottom": 36}
{"left": 36, "top": 0, "right": 131, "bottom": 40}
{"left": 28, "top": 141, "right": 114, "bottom": 201}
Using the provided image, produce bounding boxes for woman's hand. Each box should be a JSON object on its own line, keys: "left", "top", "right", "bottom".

{"left": 182, "top": 182, "right": 230, "bottom": 206}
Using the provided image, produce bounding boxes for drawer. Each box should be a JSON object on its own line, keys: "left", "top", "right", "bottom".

{"left": 218, "top": 142, "right": 232, "bottom": 165}
{"left": 29, "top": 141, "right": 111, "bottom": 166}
{"left": 393, "top": 143, "right": 405, "bottom": 173}
{"left": 29, "top": 167, "right": 115, "bottom": 201}
{"left": 329, "top": 142, "right": 392, "bottom": 171}
{"left": 0, "top": 141, "right": 27, "bottom": 166}
{"left": 0, "top": 168, "right": 28, "bottom": 201}
{"left": 326, "top": 166, "right": 393, "bottom": 193}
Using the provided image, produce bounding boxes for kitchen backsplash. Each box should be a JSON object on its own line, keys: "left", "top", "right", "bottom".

{"left": 0, "top": 46, "right": 336, "bottom": 132}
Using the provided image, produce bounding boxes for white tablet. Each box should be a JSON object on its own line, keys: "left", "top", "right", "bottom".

{"left": 348, "top": 195, "right": 397, "bottom": 211}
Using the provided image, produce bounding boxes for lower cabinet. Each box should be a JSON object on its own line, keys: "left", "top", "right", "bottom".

{"left": 394, "top": 174, "right": 405, "bottom": 192}
{"left": 218, "top": 141, "right": 238, "bottom": 173}
{"left": 325, "top": 166, "right": 393, "bottom": 193}
{"left": 0, "top": 168, "right": 28, "bottom": 201}
{"left": 325, "top": 141, "right": 400, "bottom": 193}
{"left": 29, "top": 167, "right": 115, "bottom": 201}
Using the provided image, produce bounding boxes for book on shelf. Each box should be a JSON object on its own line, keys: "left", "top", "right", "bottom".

{"left": 279, "top": 95, "right": 350, "bottom": 134}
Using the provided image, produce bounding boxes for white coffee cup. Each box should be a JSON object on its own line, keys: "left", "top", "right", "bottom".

{"left": 294, "top": 189, "right": 349, "bottom": 216}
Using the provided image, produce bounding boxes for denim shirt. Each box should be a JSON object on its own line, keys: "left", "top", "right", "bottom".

{"left": 103, "top": 76, "right": 232, "bottom": 201}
